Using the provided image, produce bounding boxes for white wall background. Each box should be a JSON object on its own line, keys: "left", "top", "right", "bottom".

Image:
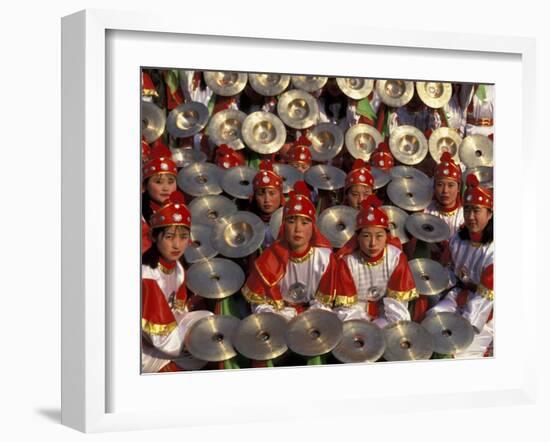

{"left": 0, "top": 0, "right": 546, "bottom": 440}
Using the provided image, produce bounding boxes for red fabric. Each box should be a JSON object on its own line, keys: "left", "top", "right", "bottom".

{"left": 142, "top": 72, "right": 158, "bottom": 97}
{"left": 253, "top": 160, "right": 283, "bottom": 192}
{"left": 213, "top": 96, "right": 236, "bottom": 114}
{"left": 141, "top": 138, "right": 151, "bottom": 164}
{"left": 480, "top": 264, "right": 494, "bottom": 290}
{"left": 158, "top": 361, "right": 183, "bottom": 372}
{"left": 358, "top": 115, "right": 375, "bottom": 126}
{"left": 142, "top": 279, "right": 178, "bottom": 326}
{"left": 335, "top": 259, "right": 358, "bottom": 301}
{"left": 369, "top": 141, "right": 394, "bottom": 171}
{"left": 367, "top": 301, "right": 379, "bottom": 319}
{"left": 387, "top": 252, "right": 416, "bottom": 293}
{"left": 149, "top": 191, "right": 191, "bottom": 229}
{"left": 345, "top": 162, "right": 374, "bottom": 190}
{"left": 434, "top": 151, "right": 461, "bottom": 183}
{"left": 215, "top": 144, "right": 246, "bottom": 169}
{"left": 412, "top": 296, "right": 429, "bottom": 322}
{"left": 142, "top": 219, "right": 152, "bottom": 254}
{"left": 317, "top": 253, "right": 337, "bottom": 300}
{"left": 142, "top": 143, "right": 178, "bottom": 180}
{"left": 163, "top": 70, "right": 184, "bottom": 110}
{"left": 375, "top": 103, "right": 386, "bottom": 133}
{"left": 285, "top": 144, "right": 312, "bottom": 166}
{"left": 456, "top": 289, "right": 470, "bottom": 308}
{"left": 464, "top": 174, "right": 493, "bottom": 209}
{"left": 356, "top": 195, "right": 389, "bottom": 230}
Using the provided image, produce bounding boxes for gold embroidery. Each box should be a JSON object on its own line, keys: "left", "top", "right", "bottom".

{"left": 254, "top": 262, "right": 284, "bottom": 288}
{"left": 360, "top": 251, "right": 385, "bottom": 267}
{"left": 158, "top": 262, "right": 175, "bottom": 275}
{"left": 173, "top": 299, "right": 187, "bottom": 313}
{"left": 333, "top": 294, "right": 358, "bottom": 307}
{"left": 314, "top": 290, "right": 334, "bottom": 306}
{"left": 478, "top": 284, "right": 494, "bottom": 301}
{"left": 386, "top": 288, "right": 418, "bottom": 302}
{"left": 242, "top": 286, "right": 285, "bottom": 310}
{"left": 142, "top": 318, "right": 177, "bottom": 336}
{"left": 289, "top": 247, "right": 314, "bottom": 264}
{"left": 438, "top": 207, "right": 459, "bottom": 217}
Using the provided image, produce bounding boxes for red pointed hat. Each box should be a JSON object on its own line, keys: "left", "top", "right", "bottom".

{"left": 463, "top": 174, "right": 493, "bottom": 209}
{"left": 215, "top": 144, "right": 246, "bottom": 170}
{"left": 345, "top": 159, "right": 374, "bottom": 190}
{"left": 253, "top": 159, "right": 283, "bottom": 192}
{"left": 369, "top": 141, "right": 394, "bottom": 171}
{"left": 285, "top": 135, "right": 312, "bottom": 166}
{"left": 434, "top": 151, "right": 461, "bottom": 183}
{"left": 149, "top": 191, "right": 191, "bottom": 229}
{"left": 283, "top": 180, "right": 316, "bottom": 221}
{"left": 142, "top": 142, "right": 178, "bottom": 180}
{"left": 141, "top": 137, "right": 151, "bottom": 164}
{"left": 356, "top": 195, "right": 389, "bottom": 230}
{"left": 142, "top": 72, "right": 159, "bottom": 98}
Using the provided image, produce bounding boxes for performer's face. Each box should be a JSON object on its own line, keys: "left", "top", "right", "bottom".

{"left": 254, "top": 187, "right": 281, "bottom": 215}
{"left": 434, "top": 178, "right": 459, "bottom": 208}
{"left": 464, "top": 205, "right": 492, "bottom": 234}
{"left": 145, "top": 173, "right": 177, "bottom": 205}
{"left": 155, "top": 226, "right": 190, "bottom": 262}
{"left": 358, "top": 226, "right": 387, "bottom": 258}
{"left": 346, "top": 184, "right": 373, "bottom": 209}
{"left": 284, "top": 215, "right": 313, "bottom": 252}
{"left": 289, "top": 161, "right": 310, "bottom": 174}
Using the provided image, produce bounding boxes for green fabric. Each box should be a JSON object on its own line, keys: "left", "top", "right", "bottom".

{"left": 356, "top": 98, "right": 376, "bottom": 120}
{"left": 306, "top": 355, "right": 325, "bottom": 365}
{"left": 431, "top": 352, "right": 454, "bottom": 360}
{"left": 248, "top": 150, "right": 262, "bottom": 170}
{"left": 164, "top": 69, "right": 180, "bottom": 96}
{"left": 207, "top": 93, "right": 216, "bottom": 117}
{"left": 475, "top": 84, "right": 487, "bottom": 101}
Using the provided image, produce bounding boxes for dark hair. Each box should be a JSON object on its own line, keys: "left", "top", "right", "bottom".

{"left": 142, "top": 225, "right": 190, "bottom": 268}
{"left": 458, "top": 215, "right": 493, "bottom": 244}
{"left": 142, "top": 176, "right": 154, "bottom": 225}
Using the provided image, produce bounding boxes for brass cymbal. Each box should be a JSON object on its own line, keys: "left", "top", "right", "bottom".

{"left": 389, "top": 166, "right": 431, "bottom": 186}
{"left": 382, "top": 320, "right": 434, "bottom": 361}
{"left": 428, "top": 127, "right": 462, "bottom": 163}
{"left": 387, "top": 178, "right": 433, "bottom": 212}
{"left": 185, "top": 315, "right": 240, "bottom": 362}
{"left": 166, "top": 101, "right": 209, "bottom": 138}
{"left": 207, "top": 109, "right": 247, "bottom": 150}
{"left": 233, "top": 312, "right": 288, "bottom": 360}
{"left": 170, "top": 147, "right": 207, "bottom": 168}
{"left": 242, "top": 111, "right": 287, "bottom": 154}
{"left": 332, "top": 319, "right": 386, "bottom": 363}
{"left": 173, "top": 348, "right": 208, "bottom": 371}
{"left": 177, "top": 162, "right": 223, "bottom": 197}
{"left": 375, "top": 79, "right": 414, "bottom": 107}
{"left": 381, "top": 205, "right": 410, "bottom": 245}
{"left": 291, "top": 75, "right": 328, "bottom": 92}
{"left": 464, "top": 166, "right": 493, "bottom": 188}
{"left": 459, "top": 135, "right": 493, "bottom": 168}
{"left": 221, "top": 165, "right": 257, "bottom": 199}
{"left": 416, "top": 81, "right": 452, "bottom": 109}
{"left": 141, "top": 101, "right": 166, "bottom": 143}
{"left": 389, "top": 125, "right": 428, "bottom": 165}
{"left": 336, "top": 77, "right": 374, "bottom": 100}
{"left": 408, "top": 258, "right": 451, "bottom": 296}
{"left": 272, "top": 163, "right": 303, "bottom": 194}
{"left": 405, "top": 213, "right": 451, "bottom": 243}
{"left": 185, "top": 258, "right": 245, "bottom": 299}
{"left": 285, "top": 309, "right": 343, "bottom": 357}
{"left": 188, "top": 194, "right": 238, "bottom": 226}
{"left": 184, "top": 223, "right": 218, "bottom": 264}
{"left": 308, "top": 123, "right": 344, "bottom": 161}
{"left": 318, "top": 205, "right": 358, "bottom": 248}
{"left": 304, "top": 164, "right": 346, "bottom": 191}
{"left": 277, "top": 89, "right": 319, "bottom": 129}
{"left": 269, "top": 206, "right": 284, "bottom": 239}
{"left": 249, "top": 73, "right": 291, "bottom": 96}
{"left": 421, "top": 312, "right": 475, "bottom": 355}
{"left": 372, "top": 167, "right": 391, "bottom": 190}
{"left": 345, "top": 124, "right": 383, "bottom": 160}
{"left": 212, "top": 211, "right": 265, "bottom": 258}
{"left": 203, "top": 71, "right": 248, "bottom": 96}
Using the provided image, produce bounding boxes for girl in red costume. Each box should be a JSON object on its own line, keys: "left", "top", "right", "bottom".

{"left": 344, "top": 159, "right": 374, "bottom": 210}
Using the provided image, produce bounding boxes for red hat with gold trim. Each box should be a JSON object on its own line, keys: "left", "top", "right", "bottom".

{"left": 434, "top": 151, "right": 461, "bottom": 183}
{"left": 253, "top": 159, "right": 283, "bottom": 192}
{"left": 215, "top": 144, "right": 246, "bottom": 170}
{"left": 369, "top": 141, "right": 394, "bottom": 171}
{"left": 464, "top": 174, "right": 493, "bottom": 209}
{"left": 149, "top": 191, "right": 191, "bottom": 229}
{"left": 142, "top": 142, "right": 178, "bottom": 180}
{"left": 142, "top": 72, "right": 159, "bottom": 98}
{"left": 285, "top": 135, "right": 312, "bottom": 166}
{"left": 356, "top": 195, "right": 389, "bottom": 230}
{"left": 345, "top": 159, "right": 374, "bottom": 190}
{"left": 141, "top": 136, "right": 151, "bottom": 164}
{"left": 283, "top": 180, "right": 316, "bottom": 221}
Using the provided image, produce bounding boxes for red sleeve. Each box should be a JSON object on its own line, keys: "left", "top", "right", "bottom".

{"left": 477, "top": 263, "right": 494, "bottom": 300}
{"left": 333, "top": 258, "right": 358, "bottom": 307}
{"left": 142, "top": 219, "right": 152, "bottom": 255}
{"left": 142, "top": 279, "right": 177, "bottom": 336}
{"left": 242, "top": 265, "right": 284, "bottom": 309}
{"left": 315, "top": 253, "right": 337, "bottom": 306}
{"left": 386, "top": 252, "right": 418, "bottom": 302}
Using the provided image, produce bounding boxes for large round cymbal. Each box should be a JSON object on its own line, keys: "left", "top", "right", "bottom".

{"left": 177, "top": 162, "right": 223, "bottom": 197}
{"left": 459, "top": 135, "right": 493, "bottom": 167}
{"left": 428, "top": 127, "right": 462, "bottom": 163}
{"left": 242, "top": 111, "right": 287, "bottom": 154}
{"left": 383, "top": 320, "right": 434, "bottom": 361}
{"left": 464, "top": 166, "right": 493, "bottom": 188}
{"left": 272, "top": 163, "right": 303, "bottom": 194}
{"left": 318, "top": 205, "right": 358, "bottom": 248}
{"left": 345, "top": 124, "right": 383, "bottom": 160}
{"left": 389, "top": 166, "right": 431, "bottom": 186}
{"left": 422, "top": 312, "right": 475, "bottom": 355}
{"left": 249, "top": 73, "right": 290, "bottom": 96}
{"left": 185, "top": 315, "right": 240, "bottom": 362}
{"left": 304, "top": 164, "right": 346, "bottom": 191}
{"left": 387, "top": 178, "right": 433, "bottom": 212}
{"left": 184, "top": 223, "right": 218, "bottom": 264}
{"left": 381, "top": 205, "right": 409, "bottom": 245}
{"left": 207, "top": 109, "right": 247, "bottom": 150}
{"left": 291, "top": 75, "right": 328, "bottom": 92}
{"left": 408, "top": 258, "right": 451, "bottom": 296}
{"left": 416, "top": 81, "right": 452, "bottom": 109}
{"left": 221, "top": 165, "right": 257, "bottom": 199}
{"left": 389, "top": 125, "right": 428, "bottom": 165}
{"left": 332, "top": 319, "right": 386, "bottom": 363}
{"left": 186, "top": 258, "right": 245, "bottom": 299}
{"left": 372, "top": 167, "right": 391, "bottom": 190}
{"left": 269, "top": 206, "right": 284, "bottom": 239}
{"left": 212, "top": 211, "right": 265, "bottom": 258}
{"left": 308, "top": 123, "right": 344, "bottom": 161}
{"left": 188, "top": 194, "right": 238, "bottom": 227}
{"left": 173, "top": 348, "right": 208, "bottom": 371}
{"left": 141, "top": 101, "right": 166, "bottom": 143}
{"left": 170, "top": 147, "right": 207, "bottom": 168}
{"left": 204, "top": 71, "right": 247, "bottom": 96}
{"left": 375, "top": 79, "right": 414, "bottom": 107}
{"left": 285, "top": 309, "right": 343, "bottom": 357}
{"left": 166, "top": 101, "right": 209, "bottom": 138}
{"left": 405, "top": 213, "right": 451, "bottom": 243}
{"left": 336, "top": 77, "right": 374, "bottom": 100}
{"left": 233, "top": 312, "right": 288, "bottom": 360}
{"left": 277, "top": 89, "right": 319, "bottom": 129}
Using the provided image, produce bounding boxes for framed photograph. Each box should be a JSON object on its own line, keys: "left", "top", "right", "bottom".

{"left": 62, "top": 9, "right": 537, "bottom": 433}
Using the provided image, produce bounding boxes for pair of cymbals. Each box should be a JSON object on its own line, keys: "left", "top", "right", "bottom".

{"left": 376, "top": 80, "right": 414, "bottom": 107}
{"left": 416, "top": 82, "right": 452, "bottom": 109}
{"left": 429, "top": 128, "right": 462, "bottom": 163}
{"left": 381, "top": 205, "right": 410, "bottom": 244}
{"left": 336, "top": 77, "right": 374, "bottom": 100}
{"left": 389, "top": 166, "right": 431, "bottom": 186}
{"left": 383, "top": 320, "right": 434, "bottom": 361}
{"left": 308, "top": 123, "right": 344, "bottom": 161}
{"left": 177, "top": 163, "right": 224, "bottom": 197}
{"left": 459, "top": 135, "right": 493, "bottom": 168}
{"left": 318, "top": 205, "right": 358, "bottom": 249}
{"left": 204, "top": 71, "right": 248, "bottom": 96}
{"left": 291, "top": 75, "right": 327, "bottom": 92}
{"left": 304, "top": 164, "right": 346, "bottom": 190}
{"left": 242, "top": 111, "right": 287, "bottom": 154}
{"left": 167, "top": 102, "right": 209, "bottom": 138}
{"left": 389, "top": 125, "right": 429, "bottom": 165}
{"left": 141, "top": 101, "right": 166, "bottom": 143}
{"left": 186, "top": 258, "right": 245, "bottom": 299}
{"left": 188, "top": 194, "right": 237, "bottom": 226}
{"left": 285, "top": 309, "right": 343, "bottom": 357}
{"left": 387, "top": 178, "right": 433, "bottom": 212}
{"left": 332, "top": 319, "right": 386, "bottom": 363}
{"left": 277, "top": 89, "right": 319, "bottom": 129}
{"left": 345, "top": 124, "right": 383, "bottom": 160}
{"left": 185, "top": 314, "right": 241, "bottom": 362}
{"left": 422, "top": 312, "right": 475, "bottom": 355}
{"left": 464, "top": 166, "right": 493, "bottom": 188}
{"left": 184, "top": 223, "right": 218, "bottom": 264}
{"left": 233, "top": 312, "right": 289, "bottom": 360}
{"left": 272, "top": 163, "right": 303, "bottom": 194}
{"left": 221, "top": 165, "right": 257, "bottom": 199}
{"left": 212, "top": 211, "right": 265, "bottom": 258}
{"left": 405, "top": 213, "right": 451, "bottom": 243}
{"left": 170, "top": 147, "right": 207, "bottom": 168}
{"left": 249, "top": 73, "right": 291, "bottom": 96}
{"left": 408, "top": 258, "right": 451, "bottom": 296}
{"left": 207, "top": 109, "right": 247, "bottom": 150}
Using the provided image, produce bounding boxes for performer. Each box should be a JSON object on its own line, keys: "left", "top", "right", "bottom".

{"left": 464, "top": 84, "right": 494, "bottom": 137}
{"left": 141, "top": 191, "right": 213, "bottom": 373}
{"left": 334, "top": 195, "right": 418, "bottom": 326}
{"left": 242, "top": 181, "right": 337, "bottom": 320}
{"left": 284, "top": 135, "right": 313, "bottom": 174}
{"left": 369, "top": 141, "right": 394, "bottom": 172}
{"left": 343, "top": 159, "right": 374, "bottom": 210}
{"left": 214, "top": 144, "right": 246, "bottom": 170}
{"left": 425, "top": 174, "right": 494, "bottom": 358}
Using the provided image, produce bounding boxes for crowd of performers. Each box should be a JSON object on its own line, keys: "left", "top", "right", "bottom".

{"left": 140, "top": 69, "right": 494, "bottom": 373}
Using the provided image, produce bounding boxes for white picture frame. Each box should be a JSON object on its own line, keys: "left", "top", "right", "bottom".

{"left": 61, "top": 9, "right": 538, "bottom": 433}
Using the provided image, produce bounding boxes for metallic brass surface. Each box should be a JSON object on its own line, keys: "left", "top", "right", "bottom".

{"left": 185, "top": 315, "right": 240, "bottom": 362}
{"left": 242, "top": 111, "right": 287, "bottom": 154}
{"left": 204, "top": 71, "right": 248, "bottom": 96}
{"left": 405, "top": 213, "right": 451, "bottom": 243}
{"left": 304, "top": 164, "right": 346, "bottom": 191}
{"left": 375, "top": 79, "right": 414, "bottom": 107}
{"left": 345, "top": 124, "right": 383, "bottom": 160}
{"left": 184, "top": 223, "right": 218, "bottom": 264}
{"left": 277, "top": 89, "right": 319, "bottom": 129}
{"left": 233, "top": 313, "right": 288, "bottom": 360}
{"left": 318, "top": 205, "right": 358, "bottom": 248}
{"left": 177, "top": 162, "right": 223, "bottom": 197}
{"left": 141, "top": 101, "right": 166, "bottom": 143}
{"left": 416, "top": 81, "right": 452, "bottom": 108}
{"left": 188, "top": 194, "right": 238, "bottom": 227}
{"left": 249, "top": 73, "right": 291, "bottom": 96}
{"left": 308, "top": 123, "right": 344, "bottom": 161}
{"left": 408, "top": 258, "right": 451, "bottom": 296}
{"left": 285, "top": 310, "right": 343, "bottom": 357}
{"left": 459, "top": 135, "right": 493, "bottom": 168}
{"left": 381, "top": 205, "right": 410, "bottom": 245}
{"left": 291, "top": 75, "right": 328, "bottom": 92}
{"left": 221, "top": 165, "right": 257, "bottom": 199}
{"left": 383, "top": 320, "right": 434, "bottom": 361}
{"left": 422, "top": 312, "right": 475, "bottom": 355}
{"left": 166, "top": 101, "right": 209, "bottom": 138}
{"left": 332, "top": 319, "right": 386, "bottom": 363}
{"left": 336, "top": 77, "right": 374, "bottom": 99}
{"left": 387, "top": 178, "right": 433, "bottom": 211}
{"left": 207, "top": 109, "right": 247, "bottom": 150}
{"left": 272, "top": 163, "right": 303, "bottom": 194}
{"left": 212, "top": 211, "right": 265, "bottom": 258}
{"left": 428, "top": 127, "right": 462, "bottom": 163}
{"left": 185, "top": 258, "right": 245, "bottom": 299}
{"left": 389, "top": 125, "right": 429, "bottom": 165}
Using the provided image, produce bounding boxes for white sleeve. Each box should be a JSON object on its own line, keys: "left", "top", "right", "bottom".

{"left": 333, "top": 305, "right": 370, "bottom": 322}
{"left": 462, "top": 294, "right": 493, "bottom": 333}
{"left": 425, "top": 288, "right": 460, "bottom": 317}
{"left": 383, "top": 297, "right": 411, "bottom": 324}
